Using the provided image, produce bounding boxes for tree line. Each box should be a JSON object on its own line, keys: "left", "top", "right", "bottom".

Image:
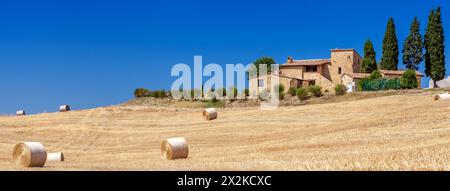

{"left": 361, "top": 6, "right": 445, "bottom": 87}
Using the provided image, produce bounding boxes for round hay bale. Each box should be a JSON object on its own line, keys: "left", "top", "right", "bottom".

{"left": 47, "top": 152, "right": 64, "bottom": 162}
{"left": 202, "top": 108, "right": 217, "bottom": 120}
{"left": 16, "top": 110, "right": 26, "bottom": 116}
{"left": 59, "top": 105, "right": 70, "bottom": 112}
{"left": 434, "top": 93, "right": 450, "bottom": 100}
{"left": 12, "top": 142, "right": 47, "bottom": 167}
{"left": 161, "top": 137, "right": 188, "bottom": 160}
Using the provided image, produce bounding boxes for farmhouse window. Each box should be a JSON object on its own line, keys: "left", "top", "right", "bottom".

{"left": 306, "top": 66, "right": 317, "bottom": 72}
{"left": 258, "top": 79, "right": 265, "bottom": 87}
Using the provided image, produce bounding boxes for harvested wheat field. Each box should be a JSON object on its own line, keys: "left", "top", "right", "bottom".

{"left": 1, "top": 90, "right": 450, "bottom": 171}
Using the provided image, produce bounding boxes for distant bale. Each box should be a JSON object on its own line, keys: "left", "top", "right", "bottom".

{"left": 59, "top": 105, "right": 70, "bottom": 112}
{"left": 202, "top": 108, "right": 217, "bottom": 120}
{"left": 161, "top": 137, "right": 188, "bottom": 160}
{"left": 16, "top": 110, "right": 26, "bottom": 116}
{"left": 47, "top": 152, "right": 64, "bottom": 162}
{"left": 434, "top": 93, "right": 450, "bottom": 101}
{"left": 12, "top": 142, "right": 47, "bottom": 167}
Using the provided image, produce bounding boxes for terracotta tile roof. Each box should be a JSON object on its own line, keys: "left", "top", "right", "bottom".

{"left": 380, "top": 70, "right": 424, "bottom": 76}
{"left": 284, "top": 59, "right": 331, "bottom": 66}
{"left": 343, "top": 73, "right": 370, "bottom": 79}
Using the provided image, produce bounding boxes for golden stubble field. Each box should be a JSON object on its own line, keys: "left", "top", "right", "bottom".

{"left": 1, "top": 90, "right": 449, "bottom": 171}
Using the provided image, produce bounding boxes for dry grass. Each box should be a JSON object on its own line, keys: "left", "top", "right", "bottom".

{"left": 0, "top": 90, "right": 450, "bottom": 171}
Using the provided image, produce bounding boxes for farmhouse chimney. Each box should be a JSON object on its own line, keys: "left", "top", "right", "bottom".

{"left": 287, "top": 56, "right": 293, "bottom": 64}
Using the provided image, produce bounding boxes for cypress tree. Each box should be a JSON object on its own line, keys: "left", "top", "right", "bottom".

{"left": 402, "top": 17, "right": 423, "bottom": 70}
{"left": 425, "top": 7, "right": 446, "bottom": 87}
{"left": 380, "top": 17, "right": 399, "bottom": 70}
{"left": 433, "top": 7, "right": 446, "bottom": 84}
{"left": 361, "top": 39, "right": 378, "bottom": 73}
{"left": 424, "top": 10, "right": 435, "bottom": 77}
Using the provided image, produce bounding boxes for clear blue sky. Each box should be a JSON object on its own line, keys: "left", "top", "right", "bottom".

{"left": 0, "top": 0, "right": 448, "bottom": 114}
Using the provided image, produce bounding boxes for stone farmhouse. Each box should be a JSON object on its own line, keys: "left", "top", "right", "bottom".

{"left": 249, "top": 48, "right": 424, "bottom": 95}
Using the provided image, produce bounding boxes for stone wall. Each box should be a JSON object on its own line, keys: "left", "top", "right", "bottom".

{"left": 249, "top": 75, "right": 273, "bottom": 97}
{"left": 329, "top": 49, "right": 358, "bottom": 85}
{"left": 352, "top": 51, "right": 363, "bottom": 73}
{"left": 280, "top": 66, "right": 304, "bottom": 79}
{"left": 304, "top": 72, "right": 335, "bottom": 90}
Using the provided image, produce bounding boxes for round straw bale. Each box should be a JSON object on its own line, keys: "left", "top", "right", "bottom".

{"left": 12, "top": 142, "right": 47, "bottom": 167}
{"left": 16, "top": 110, "right": 26, "bottom": 116}
{"left": 434, "top": 93, "right": 450, "bottom": 100}
{"left": 59, "top": 105, "right": 70, "bottom": 112}
{"left": 202, "top": 108, "right": 217, "bottom": 120}
{"left": 161, "top": 137, "right": 188, "bottom": 160}
{"left": 47, "top": 152, "right": 64, "bottom": 162}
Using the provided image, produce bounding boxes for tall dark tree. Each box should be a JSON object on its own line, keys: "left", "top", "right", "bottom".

{"left": 424, "top": 10, "right": 435, "bottom": 76}
{"left": 361, "top": 39, "right": 378, "bottom": 73}
{"left": 380, "top": 17, "right": 399, "bottom": 70}
{"left": 425, "top": 7, "right": 446, "bottom": 87}
{"left": 402, "top": 17, "right": 423, "bottom": 70}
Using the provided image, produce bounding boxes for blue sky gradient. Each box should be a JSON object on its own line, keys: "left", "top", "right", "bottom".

{"left": 0, "top": 0, "right": 448, "bottom": 114}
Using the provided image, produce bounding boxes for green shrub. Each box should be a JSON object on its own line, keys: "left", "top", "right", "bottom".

{"left": 274, "top": 84, "right": 286, "bottom": 100}
{"left": 205, "top": 100, "right": 224, "bottom": 108}
{"left": 357, "top": 78, "right": 371, "bottom": 91}
{"left": 174, "top": 88, "right": 192, "bottom": 100}
{"left": 288, "top": 87, "right": 297, "bottom": 96}
{"left": 216, "top": 88, "right": 227, "bottom": 98}
{"left": 188, "top": 89, "right": 203, "bottom": 100}
{"left": 400, "top": 69, "right": 418, "bottom": 89}
{"left": 308, "top": 85, "right": 323, "bottom": 97}
{"left": 335, "top": 84, "right": 346, "bottom": 96}
{"left": 369, "top": 70, "right": 382, "bottom": 80}
{"left": 357, "top": 85, "right": 362, "bottom": 92}
{"left": 386, "top": 78, "right": 401, "bottom": 89}
{"left": 148, "top": 91, "right": 157, "bottom": 97}
{"left": 154, "top": 90, "right": 167, "bottom": 98}
{"left": 243, "top": 88, "right": 249, "bottom": 98}
{"left": 359, "top": 78, "right": 401, "bottom": 91}
{"left": 154, "top": 90, "right": 161, "bottom": 98}
{"left": 134, "top": 88, "right": 150, "bottom": 98}
{"left": 361, "top": 79, "right": 382, "bottom": 91}
{"left": 296, "top": 88, "right": 308, "bottom": 100}
{"left": 278, "top": 92, "right": 285, "bottom": 100}
{"left": 259, "top": 90, "right": 269, "bottom": 101}
{"left": 227, "top": 87, "right": 238, "bottom": 99}
{"left": 275, "top": 84, "right": 285, "bottom": 94}
{"left": 189, "top": 89, "right": 195, "bottom": 99}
